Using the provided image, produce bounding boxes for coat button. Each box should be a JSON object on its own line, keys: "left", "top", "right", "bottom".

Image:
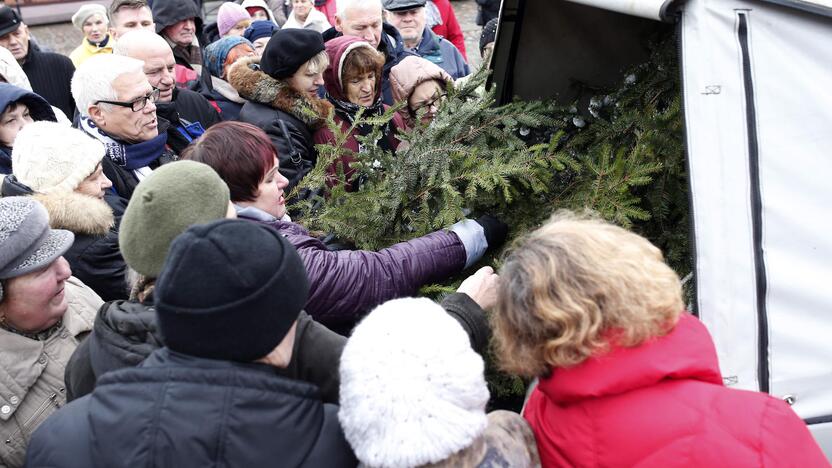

{"left": 9, "top": 396, "right": 18, "bottom": 405}
{"left": 60, "top": 330, "right": 68, "bottom": 338}
{"left": 38, "top": 355, "right": 47, "bottom": 364}
{"left": 0, "top": 405, "right": 9, "bottom": 415}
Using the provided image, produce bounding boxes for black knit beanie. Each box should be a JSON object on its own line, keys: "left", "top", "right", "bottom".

{"left": 261, "top": 29, "right": 325, "bottom": 79}
{"left": 154, "top": 219, "right": 310, "bottom": 362}
{"left": 479, "top": 18, "right": 499, "bottom": 56}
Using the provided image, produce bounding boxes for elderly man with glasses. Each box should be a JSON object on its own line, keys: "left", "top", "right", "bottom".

{"left": 71, "top": 54, "right": 177, "bottom": 200}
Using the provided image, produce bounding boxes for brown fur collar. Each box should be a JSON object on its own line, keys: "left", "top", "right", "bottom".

{"left": 227, "top": 56, "right": 333, "bottom": 130}
{"left": 32, "top": 192, "right": 114, "bottom": 236}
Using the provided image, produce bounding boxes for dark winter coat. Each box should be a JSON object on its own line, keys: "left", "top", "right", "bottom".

{"left": 96, "top": 119, "right": 179, "bottom": 200}
{"left": 238, "top": 211, "right": 467, "bottom": 327}
{"left": 64, "top": 292, "right": 488, "bottom": 404}
{"left": 413, "top": 27, "right": 469, "bottom": 79}
{"left": 29, "top": 348, "right": 358, "bottom": 468}
{"left": 64, "top": 300, "right": 346, "bottom": 404}
{"left": 205, "top": 76, "right": 246, "bottom": 121}
{"left": 524, "top": 313, "right": 828, "bottom": 467}
{"left": 20, "top": 42, "right": 76, "bottom": 120}
{"left": 228, "top": 56, "right": 333, "bottom": 193}
{"left": 322, "top": 23, "right": 413, "bottom": 105}
{"left": 0, "top": 177, "right": 130, "bottom": 301}
{"left": 475, "top": 0, "right": 500, "bottom": 26}
{"left": 0, "top": 83, "right": 55, "bottom": 173}
{"left": 155, "top": 87, "right": 221, "bottom": 154}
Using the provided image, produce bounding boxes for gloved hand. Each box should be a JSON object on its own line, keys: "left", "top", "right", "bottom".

{"left": 475, "top": 214, "right": 508, "bottom": 250}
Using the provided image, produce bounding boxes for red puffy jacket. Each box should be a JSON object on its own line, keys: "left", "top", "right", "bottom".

{"left": 524, "top": 313, "right": 828, "bottom": 467}
{"left": 430, "top": 0, "right": 467, "bottom": 61}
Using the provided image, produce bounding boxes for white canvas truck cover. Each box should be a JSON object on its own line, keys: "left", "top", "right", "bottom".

{"left": 679, "top": 0, "right": 832, "bottom": 452}
{"left": 562, "top": 0, "right": 832, "bottom": 455}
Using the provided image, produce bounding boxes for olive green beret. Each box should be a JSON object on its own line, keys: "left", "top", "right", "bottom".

{"left": 119, "top": 161, "right": 230, "bottom": 278}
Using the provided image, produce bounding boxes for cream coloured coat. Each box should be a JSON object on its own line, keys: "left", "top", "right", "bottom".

{"left": 0, "top": 277, "right": 100, "bottom": 467}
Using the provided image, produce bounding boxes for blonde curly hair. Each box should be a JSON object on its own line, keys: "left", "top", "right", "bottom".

{"left": 492, "top": 211, "right": 684, "bottom": 377}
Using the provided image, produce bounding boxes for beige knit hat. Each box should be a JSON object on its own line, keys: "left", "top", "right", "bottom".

{"left": 12, "top": 121, "right": 106, "bottom": 194}
{"left": 71, "top": 3, "right": 108, "bottom": 30}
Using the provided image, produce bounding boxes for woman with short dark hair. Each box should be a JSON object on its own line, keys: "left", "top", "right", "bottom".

{"left": 314, "top": 35, "right": 405, "bottom": 189}
{"left": 184, "top": 121, "right": 506, "bottom": 332}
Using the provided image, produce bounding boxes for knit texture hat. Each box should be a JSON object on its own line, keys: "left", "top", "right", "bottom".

{"left": 261, "top": 29, "right": 324, "bottom": 79}
{"left": 339, "top": 297, "right": 490, "bottom": 468}
{"left": 479, "top": 17, "right": 498, "bottom": 56}
{"left": 244, "top": 20, "right": 277, "bottom": 43}
{"left": 0, "top": 197, "right": 74, "bottom": 281}
{"left": 203, "top": 36, "right": 253, "bottom": 78}
{"left": 12, "top": 121, "right": 105, "bottom": 194}
{"left": 217, "top": 2, "right": 251, "bottom": 37}
{"left": 72, "top": 3, "right": 108, "bottom": 30}
{"left": 119, "top": 160, "right": 230, "bottom": 278}
{"left": 155, "top": 219, "right": 309, "bottom": 362}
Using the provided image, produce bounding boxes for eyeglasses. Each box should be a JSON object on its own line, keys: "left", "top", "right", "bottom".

{"left": 411, "top": 92, "right": 447, "bottom": 114}
{"left": 95, "top": 88, "right": 161, "bottom": 112}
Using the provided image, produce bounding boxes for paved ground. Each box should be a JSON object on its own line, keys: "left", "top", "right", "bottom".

{"left": 29, "top": 0, "right": 485, "bottom": 66}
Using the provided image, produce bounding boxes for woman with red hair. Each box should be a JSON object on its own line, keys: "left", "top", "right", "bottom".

{"left": 184, "top": 121, "right": 506, "bottom": 332}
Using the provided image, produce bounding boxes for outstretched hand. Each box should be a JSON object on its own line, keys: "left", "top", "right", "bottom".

{"left": 456, "top": 266, "right": 500, "bottom": 311}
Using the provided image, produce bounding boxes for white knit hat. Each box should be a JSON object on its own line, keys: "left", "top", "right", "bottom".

{"left": 71, "top": 3, "right": 108, "bottom": 30}
{"left": 338, "top": 297, "right": 490, "bottom": 468}
{"left": 12, "top": 121, "right": 106, "bottom": 194}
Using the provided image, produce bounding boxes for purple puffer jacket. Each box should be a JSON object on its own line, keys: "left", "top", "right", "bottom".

{"left": 239, "top": 215, "right": 466, "bottom": 325}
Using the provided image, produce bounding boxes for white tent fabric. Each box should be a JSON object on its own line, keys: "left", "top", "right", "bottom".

{"left": 563, "top": 0, "right": 676, "bottom": 20}
{"left": 681, "top": 0, "right": 832, "bottom": 449}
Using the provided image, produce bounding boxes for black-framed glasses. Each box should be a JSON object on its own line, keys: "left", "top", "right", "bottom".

{"left": 95, "top": 88, "right": 161, "bottom": 112}
{"left": 411, "top": 92, "right": 447, "bottom": 114}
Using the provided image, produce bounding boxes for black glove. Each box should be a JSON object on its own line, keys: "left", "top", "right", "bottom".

{"left": 475, "top": 214, "right": 508, "bottom": 249}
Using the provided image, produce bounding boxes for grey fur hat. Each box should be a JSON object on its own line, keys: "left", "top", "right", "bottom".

{"left": 0, "top": 197, "right": 74, "bottom": 282}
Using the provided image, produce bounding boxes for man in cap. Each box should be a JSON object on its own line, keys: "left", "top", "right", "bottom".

{"left": 0, "top": 197, "right": 101, "bottom": 467}
{"left": 0, "top": 6, "right": 76, "bottom": 119}
{"left": 384, "top": 0, "right": 468, "bottom": 79}
{"left": 27, "top": 219, "right": 358, "bottom": 467}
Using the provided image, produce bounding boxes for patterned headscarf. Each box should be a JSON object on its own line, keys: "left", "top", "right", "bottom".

{"left": 203, "top": 36, "right": 255, "bottom": 79}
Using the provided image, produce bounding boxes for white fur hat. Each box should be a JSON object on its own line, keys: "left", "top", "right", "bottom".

{"left": 338, "top": 297, "right": 490, "bottom": 468}
{"left": 12, "top": 121, "right": 106, "bottom": 194}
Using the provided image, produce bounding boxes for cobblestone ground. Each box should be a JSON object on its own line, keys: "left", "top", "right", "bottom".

{"left": 30, "top": 0, "right": 485, "bottom": 66}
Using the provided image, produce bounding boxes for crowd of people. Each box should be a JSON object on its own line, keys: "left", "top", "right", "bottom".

{"left": 0, "top": 0, "right": 827, "bottom": 467}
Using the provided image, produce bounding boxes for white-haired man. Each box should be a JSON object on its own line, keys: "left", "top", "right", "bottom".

{"left": 114, "top": 30, "right": 220, "bottom": 154}
{"left": 71, "top": 54, "right": 176, "bottom": 200}
{"left": 321, "top": 0, "right": 411, "bottom": 104}
{"left": 383, "top": 0, "right": 468, "bottom": 79}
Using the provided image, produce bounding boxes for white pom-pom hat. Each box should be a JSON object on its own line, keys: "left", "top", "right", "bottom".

{"left": 12, "top": 121, "right": 105, "bottom": 193}
{"left": 338, "top": 297, "right": 490, "bottom": 468}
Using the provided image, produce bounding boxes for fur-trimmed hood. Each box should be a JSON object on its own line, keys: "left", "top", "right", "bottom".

{"left": 227, "top": 56, "right": 333, "bottom": 130}
{"left": 32, "top": 191, "right": 114, "bottom": 236}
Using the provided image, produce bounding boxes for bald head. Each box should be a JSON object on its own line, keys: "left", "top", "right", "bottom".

{"left": 115, "top": 30, "right": 177, "bottom": 102}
